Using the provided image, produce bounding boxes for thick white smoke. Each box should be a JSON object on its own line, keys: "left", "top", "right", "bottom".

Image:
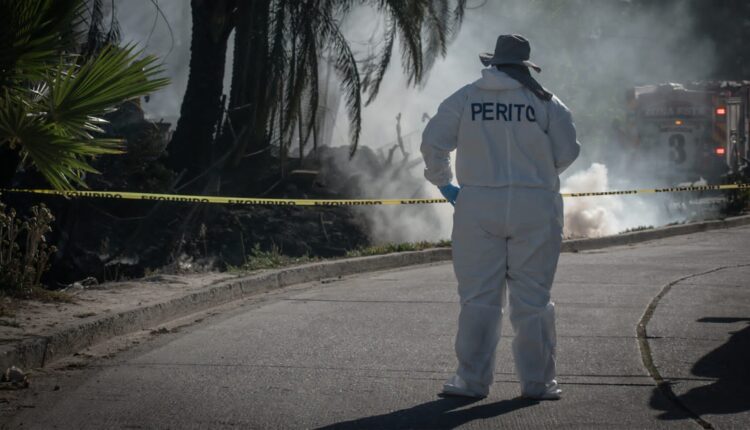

{"left": 337, "top": 0, "right": 718, "bottom": 241}
{"left": 112, "top": 0, "right": 192, "bottom": 125}
{"left": 561, "top": 163, "right": 623, "bottom": 238}
{"left": 560, "top": 163, "right": 673, "bottom": 237}
{"left": 113, "top": 1, "right": 720, "bottom": 242}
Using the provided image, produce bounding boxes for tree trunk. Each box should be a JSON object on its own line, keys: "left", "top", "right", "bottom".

{"left": 167, "top": 0, "right": 235, "bottom": 192}
{"left": 0, "top": 145, "right": 21, "bottom": 189}
{"left": 218, "top": 0, "right": 271, "bottom": 168}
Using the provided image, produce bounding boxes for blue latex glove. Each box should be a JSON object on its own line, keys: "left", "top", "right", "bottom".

{"left": 438, "top": 184, "right": 460, "bottom": 206}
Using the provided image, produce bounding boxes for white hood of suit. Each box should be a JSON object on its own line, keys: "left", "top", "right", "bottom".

{"left": 474, "top": 68, "right": 524, "bottom": 91}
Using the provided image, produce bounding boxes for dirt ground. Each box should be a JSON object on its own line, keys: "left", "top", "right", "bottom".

{"left": 0, "top": 272, "right": 235, "bottom": 347}
{"left": 0, "top": 270, "right": 326, "bottom": 421}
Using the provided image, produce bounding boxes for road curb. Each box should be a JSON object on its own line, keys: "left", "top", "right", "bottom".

{"left": 0, "top": 248, "right": 452, "bottom": 371}
{"left": 2, "top": 214, "right": 749, "bottom": 371}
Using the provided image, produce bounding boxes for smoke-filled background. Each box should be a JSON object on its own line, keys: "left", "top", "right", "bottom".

{"left": 116, "top": 0, "right": 722, "bottom": 242}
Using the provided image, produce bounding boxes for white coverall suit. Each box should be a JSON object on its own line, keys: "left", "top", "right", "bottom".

{"left": 421, "top": 68, "right": 580, "bottom": 397}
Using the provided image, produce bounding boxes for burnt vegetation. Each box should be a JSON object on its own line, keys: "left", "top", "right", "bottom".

{"left": 1, "top": 0, "right": 749, "bottom": 288}
{"left": 1, "top": 0, "right": 468, "bottom": 285}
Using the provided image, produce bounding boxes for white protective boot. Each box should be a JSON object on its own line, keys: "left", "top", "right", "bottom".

{"left": 441, "top": 374, "right": 489, "bottom": 399}
{"left": 521, "top": 380, "right": 562, "bottom": 400}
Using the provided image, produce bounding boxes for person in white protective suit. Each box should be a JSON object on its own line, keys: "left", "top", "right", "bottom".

{"left": 420, "top": 34, "right": 580, "bottom": 400}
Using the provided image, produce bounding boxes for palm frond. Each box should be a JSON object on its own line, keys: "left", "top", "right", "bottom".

{"left": 264, "top": 0, "right": 288, "bottom": 115}
{"left": 422, "top": 1, "right": 450, "bottom": 76}
{"left": 0, "top": 0, "right": 83, "bottom": 86}
{"left": 384, "top": 0, "right": 425, "bottom": 86}
{"left": 0, "top": 89, "right": 121, "bottom": 190}
{"left": 47, "top": 44, "right": 168, "bottom": 137}
{"left": 82, "top": 0, "right": 122, "bottom": 58}
{"left": 0, "top": 2, "right": 168, "bottom": 191}
{"left": 300, "top": 17, "right": 320, "bottom": 150}
{"left": 451, "top": 0, "right": 467, "bottom": 34}
{"left": 361, "top": 15, "right": 396, "bottom": 106}
{"left": 314, "top": 7, "right": 362, "bottom": 157}
{"left": 359, "top": 0, "right": 466, "bottom": 101}
{"left": 223, "top": 0, "right": 465, "bottom": 164}
{"left": 281, "top": 4, "right": 304, "bottom": 142}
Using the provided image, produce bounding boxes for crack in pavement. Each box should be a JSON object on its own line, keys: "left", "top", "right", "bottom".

{"left": 636, "top": 263, "right": 750, "bottom": 430}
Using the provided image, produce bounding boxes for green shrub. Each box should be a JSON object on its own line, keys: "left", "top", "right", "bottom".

{"left": 345, "top": 240, "right": 451, "bottom": 257}
{"left": 227, "top": 240, "right": 452, "bottom": 273}
{"left": 0, "top": 200, "right": 57, "bottom": 295}
{"left": 229, "top": 244, "right": 317, "bottom": 273}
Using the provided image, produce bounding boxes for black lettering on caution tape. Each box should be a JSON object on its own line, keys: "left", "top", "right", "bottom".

{"left": 566, "top": 190, "right": 639, "bottom": 197}
{"left": 141, "top": 195, "right": 211, "bottom": 203}
{"left": 227, "top": 199, "right": 297, "bottom": 206}
{"left": 317, "top": 200, "right": 384, "bottom": 206}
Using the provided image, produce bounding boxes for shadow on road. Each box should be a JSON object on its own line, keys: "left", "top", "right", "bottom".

{"left": 650, "top": 317, "right": 750, "bottom": 421}
{"left": 317, "top": 396, "right": 538, "bottom": 429}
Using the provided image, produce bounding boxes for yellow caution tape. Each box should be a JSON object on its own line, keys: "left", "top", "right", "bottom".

{"left": 1, "top": 183, "right": 749, "bottom": 206}
{"left": 563, "top": 183, "right": 750, "bottom": 198}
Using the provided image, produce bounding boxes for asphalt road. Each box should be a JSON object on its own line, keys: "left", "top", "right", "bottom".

{"left": 5, "top": 226, "right": 750, "bottom": 429}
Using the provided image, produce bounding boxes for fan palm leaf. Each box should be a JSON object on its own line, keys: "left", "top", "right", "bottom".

{"left": 0, "top": 0, "right": 82, "bottom": 86}
{"left": 47, "top": 45, "right": 168, "bottom": 136}
{"left": 0, "top": 0, "right": 169, "bottom": 190}
{"left": 0, "top": 89, "right": 121, "bottom": 189}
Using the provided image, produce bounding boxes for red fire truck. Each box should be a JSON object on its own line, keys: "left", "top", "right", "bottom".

{"left": 624, "top": 81, "right": 750, "bottom": 183}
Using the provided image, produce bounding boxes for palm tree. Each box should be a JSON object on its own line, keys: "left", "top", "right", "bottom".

{"left": 0, "top": 0, "right": 169, "bottom": 190}
{"left": 169, "top": 0, "right": 467, "bottom": 193}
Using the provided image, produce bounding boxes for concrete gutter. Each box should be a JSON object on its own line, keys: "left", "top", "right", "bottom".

{"left": 0, "top": 248, "right": 451, "bottom": 371}
{"left": 2, "top": 214, "right": 749, "bottom": 371}
{"left": 561, "top": 214, "right": 750, "bottom": 252}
